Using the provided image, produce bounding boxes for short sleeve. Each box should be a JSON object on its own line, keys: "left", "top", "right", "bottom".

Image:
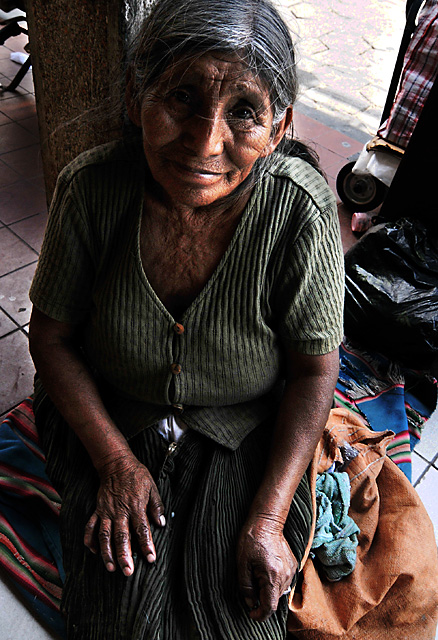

{"left": 29, "top": 169, "right": 96, "bottom": 323}
{"left": 273, "top": 195, "right": 345, "bottom": 355}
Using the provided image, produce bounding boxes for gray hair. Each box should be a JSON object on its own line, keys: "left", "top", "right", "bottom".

{"left": 128, "top": 0, "right": 298, "bottom": 128}
{"left": 127, "top": 0, "right": 322, "bottom": 185}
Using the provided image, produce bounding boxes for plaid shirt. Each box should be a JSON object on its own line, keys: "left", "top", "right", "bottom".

{"left": 378, "top": 0, "right": 438, "bottom": 149}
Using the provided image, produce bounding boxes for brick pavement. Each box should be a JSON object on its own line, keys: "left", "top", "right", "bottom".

{"left": 277, "top": 0, "right": 407, "bottom": 142}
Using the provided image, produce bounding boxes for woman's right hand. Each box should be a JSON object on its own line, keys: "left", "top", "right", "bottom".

{"left": 83, "top": 452, "right": 166, "bottom": 576}
{"left": 29, "top": 309, "right": 166, "bottom": 576}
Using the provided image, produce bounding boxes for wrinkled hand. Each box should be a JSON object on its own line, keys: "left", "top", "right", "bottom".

{"left": 237, "top": 516, "right": 298, "bottom": 622}
{"left": 84, "top": 453, "right": 165, "bottom": 576}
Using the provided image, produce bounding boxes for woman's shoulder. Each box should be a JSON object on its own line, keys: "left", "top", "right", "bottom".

{"left": 267, "top": 152, "right": 336, "bottom": 214}
{"left": 48, "top": 137, "right": 146, "bottom": 245}
{"left": 57, "top": 136, "right": 145, "bottom": 190}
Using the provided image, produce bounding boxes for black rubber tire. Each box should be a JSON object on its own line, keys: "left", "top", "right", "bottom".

{"left": 336, "top": 161, "right": 387, "bottom": 212}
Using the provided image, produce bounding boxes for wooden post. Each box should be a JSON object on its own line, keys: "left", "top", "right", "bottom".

{"left": 25, "top": 0, "right": 133, "bottom": 201}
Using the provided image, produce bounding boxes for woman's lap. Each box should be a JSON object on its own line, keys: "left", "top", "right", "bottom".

{"left": 34, "top": 385, "right": 312, "bottom": 640}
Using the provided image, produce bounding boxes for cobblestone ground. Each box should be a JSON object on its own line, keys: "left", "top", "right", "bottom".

{"left": 276, "top": 0, "right": 407, "bottom": 142}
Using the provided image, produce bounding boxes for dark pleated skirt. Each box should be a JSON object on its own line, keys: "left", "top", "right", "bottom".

{"left": 33, "top": 383, "right": 312, "bottom": 640}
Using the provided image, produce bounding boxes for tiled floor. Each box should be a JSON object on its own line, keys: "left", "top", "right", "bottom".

{"left": 0, "top": 16, "right": 437, "bottom": 640}
{"left": 0, "top": 32, "right": 45, "bottom": 421}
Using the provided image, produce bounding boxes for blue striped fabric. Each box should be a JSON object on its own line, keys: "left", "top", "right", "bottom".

{"left": 334, "top": 341, "right": 437, "bottom": 482}
{"left": 0, "top": 399, "right": 65, "bottom": 638}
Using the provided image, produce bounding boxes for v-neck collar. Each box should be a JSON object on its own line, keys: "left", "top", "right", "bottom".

{"left": 134, "top": 177, "right": 263, "bottom": 323}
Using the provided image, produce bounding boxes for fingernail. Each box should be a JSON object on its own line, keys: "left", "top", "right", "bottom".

{"left": 159, "top": 515, "right": 166, "bottom": 527}
{"left": 146, "top": 553, "right": 156, "bottom": 564}
{"left": 106, "top": 562, "right": 115, "bottom": 572}
{"left": 123, "top": 566, "right": 133, "bottom": 577}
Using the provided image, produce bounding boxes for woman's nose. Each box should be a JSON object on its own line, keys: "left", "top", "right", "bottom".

{"left": 181, "top": 112, "right": 225, "bottom": 158}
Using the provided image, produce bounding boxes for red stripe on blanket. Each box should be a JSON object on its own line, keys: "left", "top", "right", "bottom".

{"left": 0, "top": 514, "right": 61, "bottom": 580}
{"left": 0, "top": 480, "right": 60, "bottom": 515}
{"left": 0, "top": 534, "right": 62, "bottom": 609}
{"left": 3, "top": 399, "right": 46, "bottom": 462}
{"left": 0, "top": 461, "right": 60, "bottom": 497}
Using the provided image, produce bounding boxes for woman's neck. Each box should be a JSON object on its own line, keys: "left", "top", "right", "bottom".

{"left": 145, "top": 188, "right": 252, "bottom": 232}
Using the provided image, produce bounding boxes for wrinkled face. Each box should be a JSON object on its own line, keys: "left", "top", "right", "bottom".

{"left": 129, "top": 52, "right": 291, "bottom": 209}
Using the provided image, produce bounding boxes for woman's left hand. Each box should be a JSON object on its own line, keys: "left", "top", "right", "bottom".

{"left": 237, "top": 516, "right": 298, "bottom": 622}
{"left": 236, "top": 350, "right": 340, "bottom": 622}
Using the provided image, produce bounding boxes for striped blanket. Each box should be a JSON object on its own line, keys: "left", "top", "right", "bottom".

{"left": 334, "top": 340, "right": 437, "bottom": 482}
{"left": 0, "top": 398, "right": 65, "bottom": 637}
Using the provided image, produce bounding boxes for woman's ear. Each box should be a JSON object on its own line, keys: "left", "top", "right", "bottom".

{"left": 125, "top": 66, "right": 142, "bottom": 127}
{"left": 261, "top": 106, "right": 294, "bottom": 157}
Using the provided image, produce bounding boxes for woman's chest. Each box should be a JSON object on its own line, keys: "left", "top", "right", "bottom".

{"left": 139, "top": 209, "right": 240, "bottom": 316}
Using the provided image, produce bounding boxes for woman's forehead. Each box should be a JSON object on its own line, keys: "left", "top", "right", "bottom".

{"left": 156, "top": 51, "right": 269, "bottom": 96}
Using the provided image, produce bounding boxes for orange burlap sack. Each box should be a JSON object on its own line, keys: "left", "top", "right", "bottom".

{"left": 288, "top": 407, "right": 438, "bottom": 640}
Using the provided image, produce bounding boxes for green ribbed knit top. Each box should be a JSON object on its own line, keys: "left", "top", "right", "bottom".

{"left": 30, "top": 139, "right": 344, "bottom": 450}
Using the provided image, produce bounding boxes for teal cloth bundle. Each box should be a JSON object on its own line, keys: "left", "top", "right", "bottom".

{"left": 311, "top": 471, "right": 360, "bottom": 582}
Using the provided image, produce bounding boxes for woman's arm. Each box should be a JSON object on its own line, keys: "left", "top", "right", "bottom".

{"left": 237, "top": 347, "right": 339, "bottom": 622}
{"left": 29, "top": 307, "right": 166, "bottom": 576}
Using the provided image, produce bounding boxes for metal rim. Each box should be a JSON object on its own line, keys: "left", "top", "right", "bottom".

{"left": 341, "top": 172, "right": 378, "bottom": 206}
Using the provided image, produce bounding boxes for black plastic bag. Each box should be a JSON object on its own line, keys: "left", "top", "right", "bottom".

{"left": 344, "top": 218, "right": 438, "bottom": 370}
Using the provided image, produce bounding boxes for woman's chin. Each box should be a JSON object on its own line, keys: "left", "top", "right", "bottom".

{"left": 170, "top": 188, "right": 226, "bottom": 210}
{"left": 161, "top": 176, "right": 239, "bottom": 210}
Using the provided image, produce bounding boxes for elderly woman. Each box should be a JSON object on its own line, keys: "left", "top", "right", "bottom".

{"left": 28, "top": 0, "right": 344, "bottom": 637}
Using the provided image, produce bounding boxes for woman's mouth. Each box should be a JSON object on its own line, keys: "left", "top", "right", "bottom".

{"left": 171, "top": 160, "right": 226, "bottom": 184}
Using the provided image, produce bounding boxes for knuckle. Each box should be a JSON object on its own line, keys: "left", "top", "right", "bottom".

{"left": 134, "top": 522, "right": 151, "bottom": 540}
{"left": 113, "top": 530, "right": 130, "bottom": 545}
{"left": 98, "top": 529, "right": 111, "bottom": 543}
{"left": 148, "top": 495, "right": 162, "bottom": 511}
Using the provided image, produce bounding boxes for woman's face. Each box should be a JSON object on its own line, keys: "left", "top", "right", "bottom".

{"left": 128, "top": 53, "right": 292, "bottom": 209}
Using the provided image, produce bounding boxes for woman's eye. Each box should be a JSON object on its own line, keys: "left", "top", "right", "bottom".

{"left": 236, "top": 108, "right": 254, "bottom": 120}
{"left": 172, "top": 90, "right": 191, "bottom": 104}
{"left": 166, "top": 89, "right": 194, "bottom": 108}
{"left": 229, "top": 103, "right": 258, "bottom": 127}
{"left": 166, "top": 89, "right": 195, "bottom": 116}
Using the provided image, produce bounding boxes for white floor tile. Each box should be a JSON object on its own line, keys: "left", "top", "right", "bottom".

{"left": 412, "top": 451, "right": 429, "bottom": 486}
{"left": 416, "top": 407, "right": 438, "bottom": 464}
